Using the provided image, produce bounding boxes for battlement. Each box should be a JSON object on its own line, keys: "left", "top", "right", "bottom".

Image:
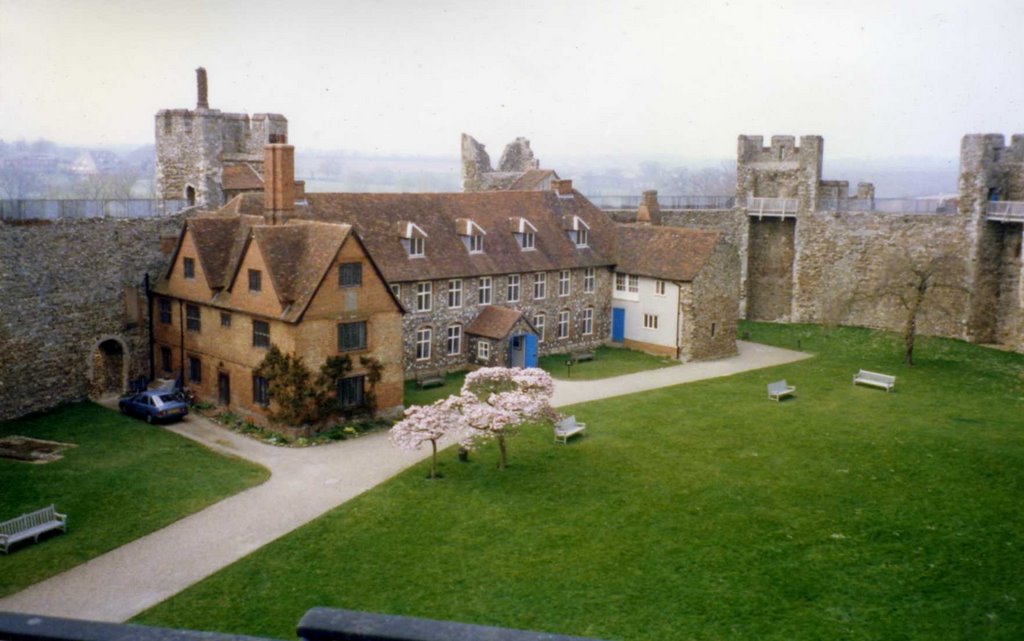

{"left": 738, "top": 135, "right": 823, "bottom": 164}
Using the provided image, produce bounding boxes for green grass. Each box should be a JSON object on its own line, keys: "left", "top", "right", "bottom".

{"left": 405, "top": 346, "right": 677, "bottom": 407}
{"left": 0, "top": 403, "right": 269, "bottom": 597}
{"left": 538, "top": 344, "right": 679, "bottom": 380}
{"left": 137, "top": 323, "right": 1024, "bottom": 640}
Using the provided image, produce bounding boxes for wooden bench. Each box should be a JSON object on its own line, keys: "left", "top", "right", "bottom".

{"left": 554, "top": 415, "right": 587, "bottom": 444}
{"left": 572, "top": 351, "right": 595, "bottom": 363}
{"left": 1, "top": 505, "right": 67, "bottom": 554}
{"left": 852, "top": 369, "right": 895, "bottom": 392}
{"left": 767, "top": 380, "right": 796, "bottom": 401}
{"left": 415, "top": 370, "right": 445, "bottom": 389}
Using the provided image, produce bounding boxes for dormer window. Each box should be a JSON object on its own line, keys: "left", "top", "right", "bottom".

{"left": 510, "top": 217, "right": 538, "bottom": 252}
{"left": 564, "top": 215, "right": 590, "bottom": 248}
{"left": 397, "top": 221, "right": 428, "bottom": 259}
{"left": 575, "top": 227, "right": 589, "bottom": 247}
{"left": 456, "top": 218, "right": 486, "bottom": 254}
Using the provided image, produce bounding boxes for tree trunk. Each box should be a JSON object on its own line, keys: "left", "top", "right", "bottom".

{"left": 429, "top": 439, "right": 437, "bottom": 479}
{"left": 903, "top": 293, "right": 924, "bottom": 366}
{"left": 497, "top": 433, "right": 507, "bottom": 470}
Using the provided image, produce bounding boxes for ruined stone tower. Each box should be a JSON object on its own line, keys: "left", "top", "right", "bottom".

{"left": 461, "top": 134, "right": 556, "bottom": 192}
{"left": 154, "top": 68, "right": 288, "bottom": 209}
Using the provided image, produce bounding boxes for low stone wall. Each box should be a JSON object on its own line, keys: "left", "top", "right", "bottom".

{"left": 0, "top": 214, "right": 185, "bottom": 421}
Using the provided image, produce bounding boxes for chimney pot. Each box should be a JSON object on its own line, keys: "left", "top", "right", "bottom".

{"left": 196, "top": 67, "right": 209, "bottom": 110}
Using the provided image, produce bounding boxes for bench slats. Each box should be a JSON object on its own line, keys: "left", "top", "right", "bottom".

{"left": 0, "top": 505, "right": 66, "bottom": 554}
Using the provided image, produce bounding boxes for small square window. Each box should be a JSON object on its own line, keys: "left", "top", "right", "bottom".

{"left": 339, "top": 263, "right": 362, "bottom": 287}
{"left": 409, "top": 236, "right": 425, "bottom": 257}
{"left": 477, "top": 340, "right": 490, "bottom": 361}
{"left": 338, "top": 321, "right": 367, "bottom": 352}
{"left": 248, "top": 269, "right": 262, "bottom": 293}
{"left": 220, "top": 312, "right": 232, "bottom": 328}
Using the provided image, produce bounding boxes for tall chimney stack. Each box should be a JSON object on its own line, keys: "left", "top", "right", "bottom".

{"left": 637, "top": 190, "right": 661, "bottom": 225}
{"left": 196, "top": 67, "right": 209, "bottom": 109}
{"left": 264, "top": 138, "right": 296, "bottom": 216}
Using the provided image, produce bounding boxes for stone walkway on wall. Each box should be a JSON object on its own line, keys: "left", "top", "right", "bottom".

{"left": 0, "top": 340, "right": 808, "bottom": 623}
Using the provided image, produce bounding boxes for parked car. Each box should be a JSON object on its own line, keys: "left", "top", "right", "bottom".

{"left": 118, "top": 390, "right": 189, "bottom": 424}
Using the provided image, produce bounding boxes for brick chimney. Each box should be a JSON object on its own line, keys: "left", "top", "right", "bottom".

{"left": 196, "top": 67, "right": 209, "bottom": 110}
{"left": 264, "top": 138, "right": 295, "bottom": 215}
{"left": 637, "top": 190, "right": 660, "bottom": 225}
{"left": 552, "top": 179, "right": 573, "bottom": 196}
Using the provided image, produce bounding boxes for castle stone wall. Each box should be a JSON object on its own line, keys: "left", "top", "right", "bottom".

{"left": 0, "top": 214, "right": 186, "bottom": 421}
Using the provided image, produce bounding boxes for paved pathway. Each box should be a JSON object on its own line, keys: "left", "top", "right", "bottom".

{"left": 0, "top": 340, "right": 807, "bottom": 622}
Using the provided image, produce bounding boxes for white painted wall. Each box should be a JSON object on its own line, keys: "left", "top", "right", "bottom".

{"left": 611, "top": 274, "right": 679, "bottom": 351}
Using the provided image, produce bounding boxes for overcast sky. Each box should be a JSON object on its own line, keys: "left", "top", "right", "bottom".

{"left": 1, "top": 0, "right": 1021, "bottom": 161}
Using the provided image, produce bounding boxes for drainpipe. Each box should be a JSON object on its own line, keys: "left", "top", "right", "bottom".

{"left": 178, "top": 299, "right": 186, "bottom": 388}
{"left": 145, "top": 273, "right": 154, "bottom": 382}
{"left": 675, "top": 283, "right": 682, "bottom": 360}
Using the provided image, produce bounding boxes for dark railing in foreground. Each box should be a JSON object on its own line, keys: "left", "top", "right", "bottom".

{"left": 0, "top": 199, "right": 189, "bottom": 221}
{"left": 0, "top": 608, "right": 609, "bottom": 641}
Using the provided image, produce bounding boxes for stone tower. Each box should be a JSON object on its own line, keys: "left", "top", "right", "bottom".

{"left": 154, "top": 68, "right": 288, "bottom": 209}
{"left": 461, "top": 134, "right": 548, "bottom": 192}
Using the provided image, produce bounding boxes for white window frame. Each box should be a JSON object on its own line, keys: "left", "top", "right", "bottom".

{"left": 446, "top": 324, "right": 462, "bottom": 355}
{"left": 409, "top": 235, "right": 425, "bottom": 258}
{"left": 533, "top": 272, "right": 546, "bottom": 300}
{"left": 469, "top": 234, "right": 484, "bottom": 253}
{"left": 416, "top": 281, "right": 432, "bottom": 313}
{"left": 628, "top": 274, "right": 639, "bottom": 293}
{"left": 390, "top": 283, "right": 401, "bottom": 299}
{"left": 416, "top": 327, "right": 432, "bottom": 360}
{"left": 557, "top": 310, "right": 570, "bottom": 339}
{"left": 533, "top": 313, "right": 545, "bottom": 342}
{"left": 447, "top": 279, "right": 463, "bottom": 308}
{"left": 507, "top": 274, "right": 520, "bottom": 303}
{"left": 477, "top": 340, "right": 491, "bottom": 361}
{"left": 643, "top": 314, "right": 659, "bottom": 330}
{"left": 522, "top": 231, "right": 536, "bottom": 250}
{"left": 655, "top": 280, "right": 666, "bottom": 296}
{"left": 583, "top": 308, "right": 593, "bottom": 335}
{"left": 576, "top": 226, "right": 589, "bottom": 247}
{"left": 584, "top": 267, "right": 595, "bottom": 293}
{"left": 614, "top": 272, "right": 627, "bottom": 293}
{"left": 478, "top": 276, "right": 492, "bottom": 305}
{"left": 558, "top": 270, "right": 570, "bottom": 297}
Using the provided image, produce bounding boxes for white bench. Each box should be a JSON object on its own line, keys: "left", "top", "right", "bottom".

{"left": 853, "top": 369, "right": 895, "bottom": 392}
{"left": 767, "top": 380, "right": 796, "bottom": 401}
{"left": 554, "top": 415, "right": 587, "bottom": 444}
{"left": 1, "top": 505, "right": 67, "bottom": 554}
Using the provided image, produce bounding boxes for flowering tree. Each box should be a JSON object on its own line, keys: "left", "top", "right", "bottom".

{"left": 389, "top": 400, "right": 451, "bottom": 479}
{"left": 450, "top": 367, "right": 556, "bottom": 470}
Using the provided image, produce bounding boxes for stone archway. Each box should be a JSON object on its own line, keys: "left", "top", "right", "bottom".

{"left": 89, "top": 337, "right": 129, "bottom": 397}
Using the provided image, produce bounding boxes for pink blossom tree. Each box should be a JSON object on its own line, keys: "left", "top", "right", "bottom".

{"left": 450, "top": 367, "right": 556, "bottom": 470}
{"left": 389, "top": 401, "right": 452, "bottom": 479}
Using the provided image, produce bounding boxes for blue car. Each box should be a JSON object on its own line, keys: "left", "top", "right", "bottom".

{"left": 118, "top": 390, "right": 189, "bottom": 424}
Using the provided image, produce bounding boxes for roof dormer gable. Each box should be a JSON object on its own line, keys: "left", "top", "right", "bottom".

{"left": 396, "top": 220, "right": 428, "bottom": 258}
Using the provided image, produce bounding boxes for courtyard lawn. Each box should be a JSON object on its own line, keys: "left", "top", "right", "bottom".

{"left": 135, "top": 324, "right": 1024, "bottom": 641}
{"left": 538, "top": 344, "right": 679, "bottom": 380}
{"left": 403, "top": 370, "right": 468, "bottom": 407}
{"left": 0, "top": 403, "right": 268, "bottom": 597}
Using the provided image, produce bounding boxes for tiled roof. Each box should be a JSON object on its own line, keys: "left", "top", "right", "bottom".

{"left": 222, "top": 163, "right": 264, "bottom": 191}
{"left": 293, "top": 190, "right": 616, "bottom": 283}
{"left": 508, "top": 169, "right": 557, "bottom": 191}
{"left": 465, "top": 305, "right": 526, "bottom": 340}
{"left": 614, "top": 225, "right": 722, "bottom": 282}
{"left": 183, "top": 215, "right": 263, "bottom": 289}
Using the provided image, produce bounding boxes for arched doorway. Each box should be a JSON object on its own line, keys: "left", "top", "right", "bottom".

{"left": 185, "top": 185, "right": 196, "bottom": 207}
{"left": 90, "top": 337, "right": 128, "bottom": 397}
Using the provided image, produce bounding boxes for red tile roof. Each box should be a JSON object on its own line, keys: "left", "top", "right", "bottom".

{"left": 613, "top": 225, "right": 722, "bottom": 282}
{"left": 222, "top": 163, "right": 264, "bottom": 191}
{"left": 465, "top": 305, "right": 527, "bottom": 339}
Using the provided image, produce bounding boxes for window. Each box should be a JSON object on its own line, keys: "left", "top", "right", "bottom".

{"left": 160, "top": 346, "right": 172, "bottom": 373}
{"left": 409, "top": 236, "right": 425, "bottom": 257}
{"left": 416, "top": 327, "right": 432, "bottom": 361}
{"left": 557, "top": 311, "right": 570, "bottom": 339}
{"left": 477, "top": 340, "right": 491, "bottom": 360}
{"left": 447, "top": 279, "right": 463, "bottom": 308}
{"left": 338, "top": 321, "right": 367, "bottom": 352}
{"left": 614, "top": 273, "right": 639, "bottom": 294}
{"left": 584, "top": 267, "right": 595, "bottom": 293}
{"left": 183, "top": 257, "right": 195, "bottom": 279}
{"left": 629, "top": 275, "right": 639, "bottom": 293}
{"left": 158, "top": 298, "right": 172, "bottom": 324}
{"left": 583, "top": 308, "right": 593, "bottom": 335}
{"left": 558, "top": 270, "right": 570, "bottom": 297}
{"left": 188, "top": 356, "right": 201, "bottom": 384}
{"left": 447, "top": 325, "right": 462, "bottom": 355}
{"left": 576, "top": 227, "right": 589, "bottom": 247}
{"left": 390, "top": 283, "right": 401, "bottom": 298}
{"left": 711, "top": 322, "right": 717, "bottom": 337}
{"left": 416, "top": 282, "right": 432, "bottom": 312}
{"left": 220, "top": 312, "right": 231, "bottom": 328}
{"left": 337, "top": 376, "right": 365, "bottom": 409}
{"left": 615, "top": 272, "right": 627, "bottom": 293}
{"left": 478, "top": 277, "right": 492, "bottom": 305}
{"left": 644, "top": 314, "right": 659, "bottom": 330}
{"left": 655, "top": 280, "right": 666, "bottom": 296}
{"left": 533, "top": 273, "right": 546, "bottom": 300}
{"left": 521, "top": 231, "right": 536, "bottom": 250}
{"left": 469, "top": 234, "right": 484, "bottom": 253}
{"left": 252, "top": 319, "right": 270, "bottom": 348}
{"left": 339, "top": 263, "right": 362, "bottom": 287}
{"left": 506, "top": 274, "right": 520, "bottom": 303}
{"left": 248, "top": 269, "right": 262, "bottom": 293}
{"left": 533, "top": 313, "right": 545, "bottom": 342}
{"left": 186, "top": 304, "right": 201, "bottom": 332}
{"left": 252, "top": 375, "right": 269, "bottom": 407}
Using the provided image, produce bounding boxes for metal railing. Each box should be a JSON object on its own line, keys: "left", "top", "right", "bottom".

{"left": 0, "top": 198, "right": 189, "bottom": 221}
{"left": 0, "top": 608, "right": 609, "bottom": 641}
{"left": 986, "top": 201, "right": 1024, "bottom": 222}
{"left": 746, "top": 196, "right": 799, "bottom": 218}
{"left": 585, "top": 194, "right": 735, "bottom": 210}
{"left": 817, "top": 197, "right": 957, "bottom": 214}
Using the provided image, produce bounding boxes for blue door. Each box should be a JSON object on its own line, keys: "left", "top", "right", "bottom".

{"left": 524, "top": 333, "right": 538, "bottom": 368}
{"left": 612, "top": 308, "right": 625, "bottom": 342}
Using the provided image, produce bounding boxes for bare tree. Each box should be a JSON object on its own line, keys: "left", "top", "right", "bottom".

{"left": 872, "top": 252, "right": 966, "bottom": 365}
{"left": 0, "top": 162, "right": 42, "bottom": 200}
{"left": 817, "top": 255, "right": 860, "bottom": 332}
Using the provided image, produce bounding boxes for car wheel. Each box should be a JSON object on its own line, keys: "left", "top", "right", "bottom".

{"left": 146, "top": 414, "right": 154, "bottom": 424}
